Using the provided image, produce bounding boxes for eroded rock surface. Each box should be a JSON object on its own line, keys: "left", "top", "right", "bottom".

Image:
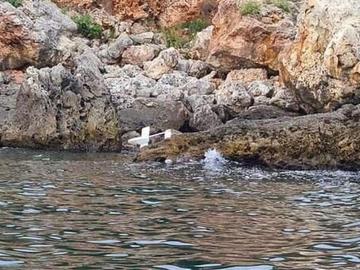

{"left": 1, "top": 50, "right": 121, "bottom": 151}
{"left": 207, "top": 0, "right": 296, "bottom": 71}
{"left": 1, "top": 0, "right": 360, "bottom": 169}
{"left": 53, "top": 0, "right": 219, "bottom": 27}
{"left": 137, "top": 105, "right": 360, "bottom": 169}
{"left": 0, "top": 0, "right": 76, "bottom": 70}
{"left": 280, "top": 0, "right": 360, "bottom": 112}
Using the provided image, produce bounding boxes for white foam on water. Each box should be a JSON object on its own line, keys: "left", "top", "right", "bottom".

{"left": 202, "top": 149, "right": 227, "bottom": 171}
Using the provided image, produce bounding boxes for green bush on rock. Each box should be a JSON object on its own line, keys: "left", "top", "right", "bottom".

{"left": 6, "top": 0, "right": 23, "bottom": 8}
{"left": 182, "top": 18, "right": 209, "bottom": 37}
{"left": 162, "top": 27, "right": 188, "bottom": 49}
{"left": 238, "top": 1, "right": 261, "bottom": 16}
{"left": 162, "top": 18, "right": 209, "bottom": 49}
{"left": 73, "top": 15, "right": 102, "bottom": 39}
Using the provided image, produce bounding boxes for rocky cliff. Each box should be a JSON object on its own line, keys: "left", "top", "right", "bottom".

{"left": 53, "top": 0, "right": 219, "bottom": 26}
{"left": 1, "top": 0, "right": 360, "bottom": 168}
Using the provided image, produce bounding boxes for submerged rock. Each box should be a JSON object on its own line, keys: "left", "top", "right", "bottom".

{"left": 137, "top": 105, "right": 360, "bottom": 169}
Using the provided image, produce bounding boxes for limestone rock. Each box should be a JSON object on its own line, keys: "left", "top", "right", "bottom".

{"left": 0, "top": 0, "right": 76, "bottom": 70}
{"left": 98, "top": 33, "right": 133, "bottom": 64}
{"left": 1, "top": 51, "right": 121, "bottom": 151}
{"left": 280, "top": 0, "right": 360, "bottom": 112}
{"left": 157, "top": 0, "right": 218, "bottom": 27}
{"left": 189, "top": 104, "right": 222, "bottom": 131}
{"left": 247, "top": 81, "right": 274, "bottom": 105}
{"left": 0, "top": 72, "right": 22, "bottom": 139}
{"left": 130, "top": 32, "right": 156, "bottom": 44}
{"left": 176, "top": 59, "right": 211, "bottom": 78}
{"left": 137, "top": 105, "right": 360, "bottom": 169}
{"left": 215, "top": 80, "right": 253, "bottom": 112}
{"left": 180, "top": 78, "right": 216, "bottom": 96}
{"left": 144, "top": 48, "right": 181, "bottom": 79}
{"left": 190, "top": 26, "right": 214, "bottom": 61}
{"left": 118, "top": 98, "right": 189, "bottom": 133}
{"left": 55, "top": 0, "right": 218, "bottom": 27}
{"left": 207, "top": 0, "right": 295, "bottom": 71}
{"left": 122, "top": 44, "right": 162, "bottom": 67}
{"left": 226, "top": 69, "right": 268, "bottom": 85}
{"left": 231, "top": 105, "right": 299, "bottom": 121}
{"left": 270, "top": 87, "right": 300, "bottom": 112}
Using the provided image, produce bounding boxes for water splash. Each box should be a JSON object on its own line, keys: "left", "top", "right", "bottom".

{"left": 202, "top": 149, "right": 227, "bottom": 171}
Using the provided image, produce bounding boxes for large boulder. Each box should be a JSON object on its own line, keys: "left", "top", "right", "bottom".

{"left": 122, "top": 44, "right": 163, "bottom": 67}
{"left": 190, "top": 26, "right": 214, "bottom": 61}
{"left": 117, "top": 98, "right": 189, "bottom": 134}
{"left": 144, "top": 48, "right": 181, "bottom": 79}
{"left": 1, "top": 50, "right": 121, "bottom": 151}
{"left": 137, "top": 105, "right": 360, "bottom": 169}
{"left": 215, "top": 80, "right": 253, "bottom": 113}
{"left": 0, "top": 0, "right": 77, "bottom": 71}
{"left": 207, "top": 0, "right": 295, "bottom": 72}
{"left": 280, "top": 0, "right": 360, "bottom": 112}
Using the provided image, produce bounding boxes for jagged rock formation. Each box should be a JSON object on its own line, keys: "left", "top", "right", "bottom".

{"left": 0, "top": 48, "right": 121, "bottom": 151}
{"left": 137, "top": 105, "right": 360, "bottom": 169}
{"left": 0, "top": 0, "right": 76, "bottom": 70}
{"left": 280, "top": 0, "right": 360, "bottom": 112}
{"left": 53, "top": 0, "right": 219, "bottom": 27}
{"left": 1, "top": 0, "right": 360, "bottom": 168}
{"left": 207, "top": 0, "right": 296, "bottom": 72}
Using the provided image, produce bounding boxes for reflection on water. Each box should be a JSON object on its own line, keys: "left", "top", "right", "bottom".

{"left": 0, "top": 148, "right": 360, "bottom": 269}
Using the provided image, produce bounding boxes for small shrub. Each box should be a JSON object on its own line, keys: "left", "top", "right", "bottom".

{"left": 271, "top": 0, "right": 290, "bottom": 12}
{"left": 181, "top": 18, "right": 209, "bottom": 38}
{"left": 162, "top": 27, "right": 188, "bottom": 49}
{"left": 239, "top": 1, "right": 261, "bottom": 16}
{"left": 73, "top": 15, "right": 102, "bottom": 39}
{"left": 6, "top": 0, "right": 23, "bottom": 8}
{"left": 162, "top": 18, "right": 209, "bottom": 49}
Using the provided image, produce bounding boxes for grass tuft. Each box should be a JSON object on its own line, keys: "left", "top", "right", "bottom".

{"left": 239, "top": 0, "right": 261, "bottom": 16}
{"left": 72, "top": 15, "right": 102, "bottom": 39}
{"left": 162, "top": 18, "right": 209, "bottom": 49}
{"left": 6, "top": 0, "right": 22, "bottom": 8}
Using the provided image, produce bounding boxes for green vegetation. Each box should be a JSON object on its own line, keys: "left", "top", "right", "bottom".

{"left": 162, "top": 18, "right": 209, "bottom": 49}
{"left": 270, "top": 0, "right": 290, "bottom": 12}
{"left": 182, "top": 19, "right": 209, "bottom": 36}
{"left": 6, "top": 0, "right": 22, "bottom": 8}
{"left": 72, "top": 15, "right": 102, "bottom": 39}
{"left": 162, "top": 27, "right": 188, "bottom": 49}
{"left": 239, "top": 1, "right": 261, "bottom": 16}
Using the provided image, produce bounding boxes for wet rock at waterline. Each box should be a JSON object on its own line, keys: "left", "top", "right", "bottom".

{"left": 1, "top": 0, "right": 360, "bottom": 170}
{"left": 137, "top": 105, "right": 360, "bottom": 169}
